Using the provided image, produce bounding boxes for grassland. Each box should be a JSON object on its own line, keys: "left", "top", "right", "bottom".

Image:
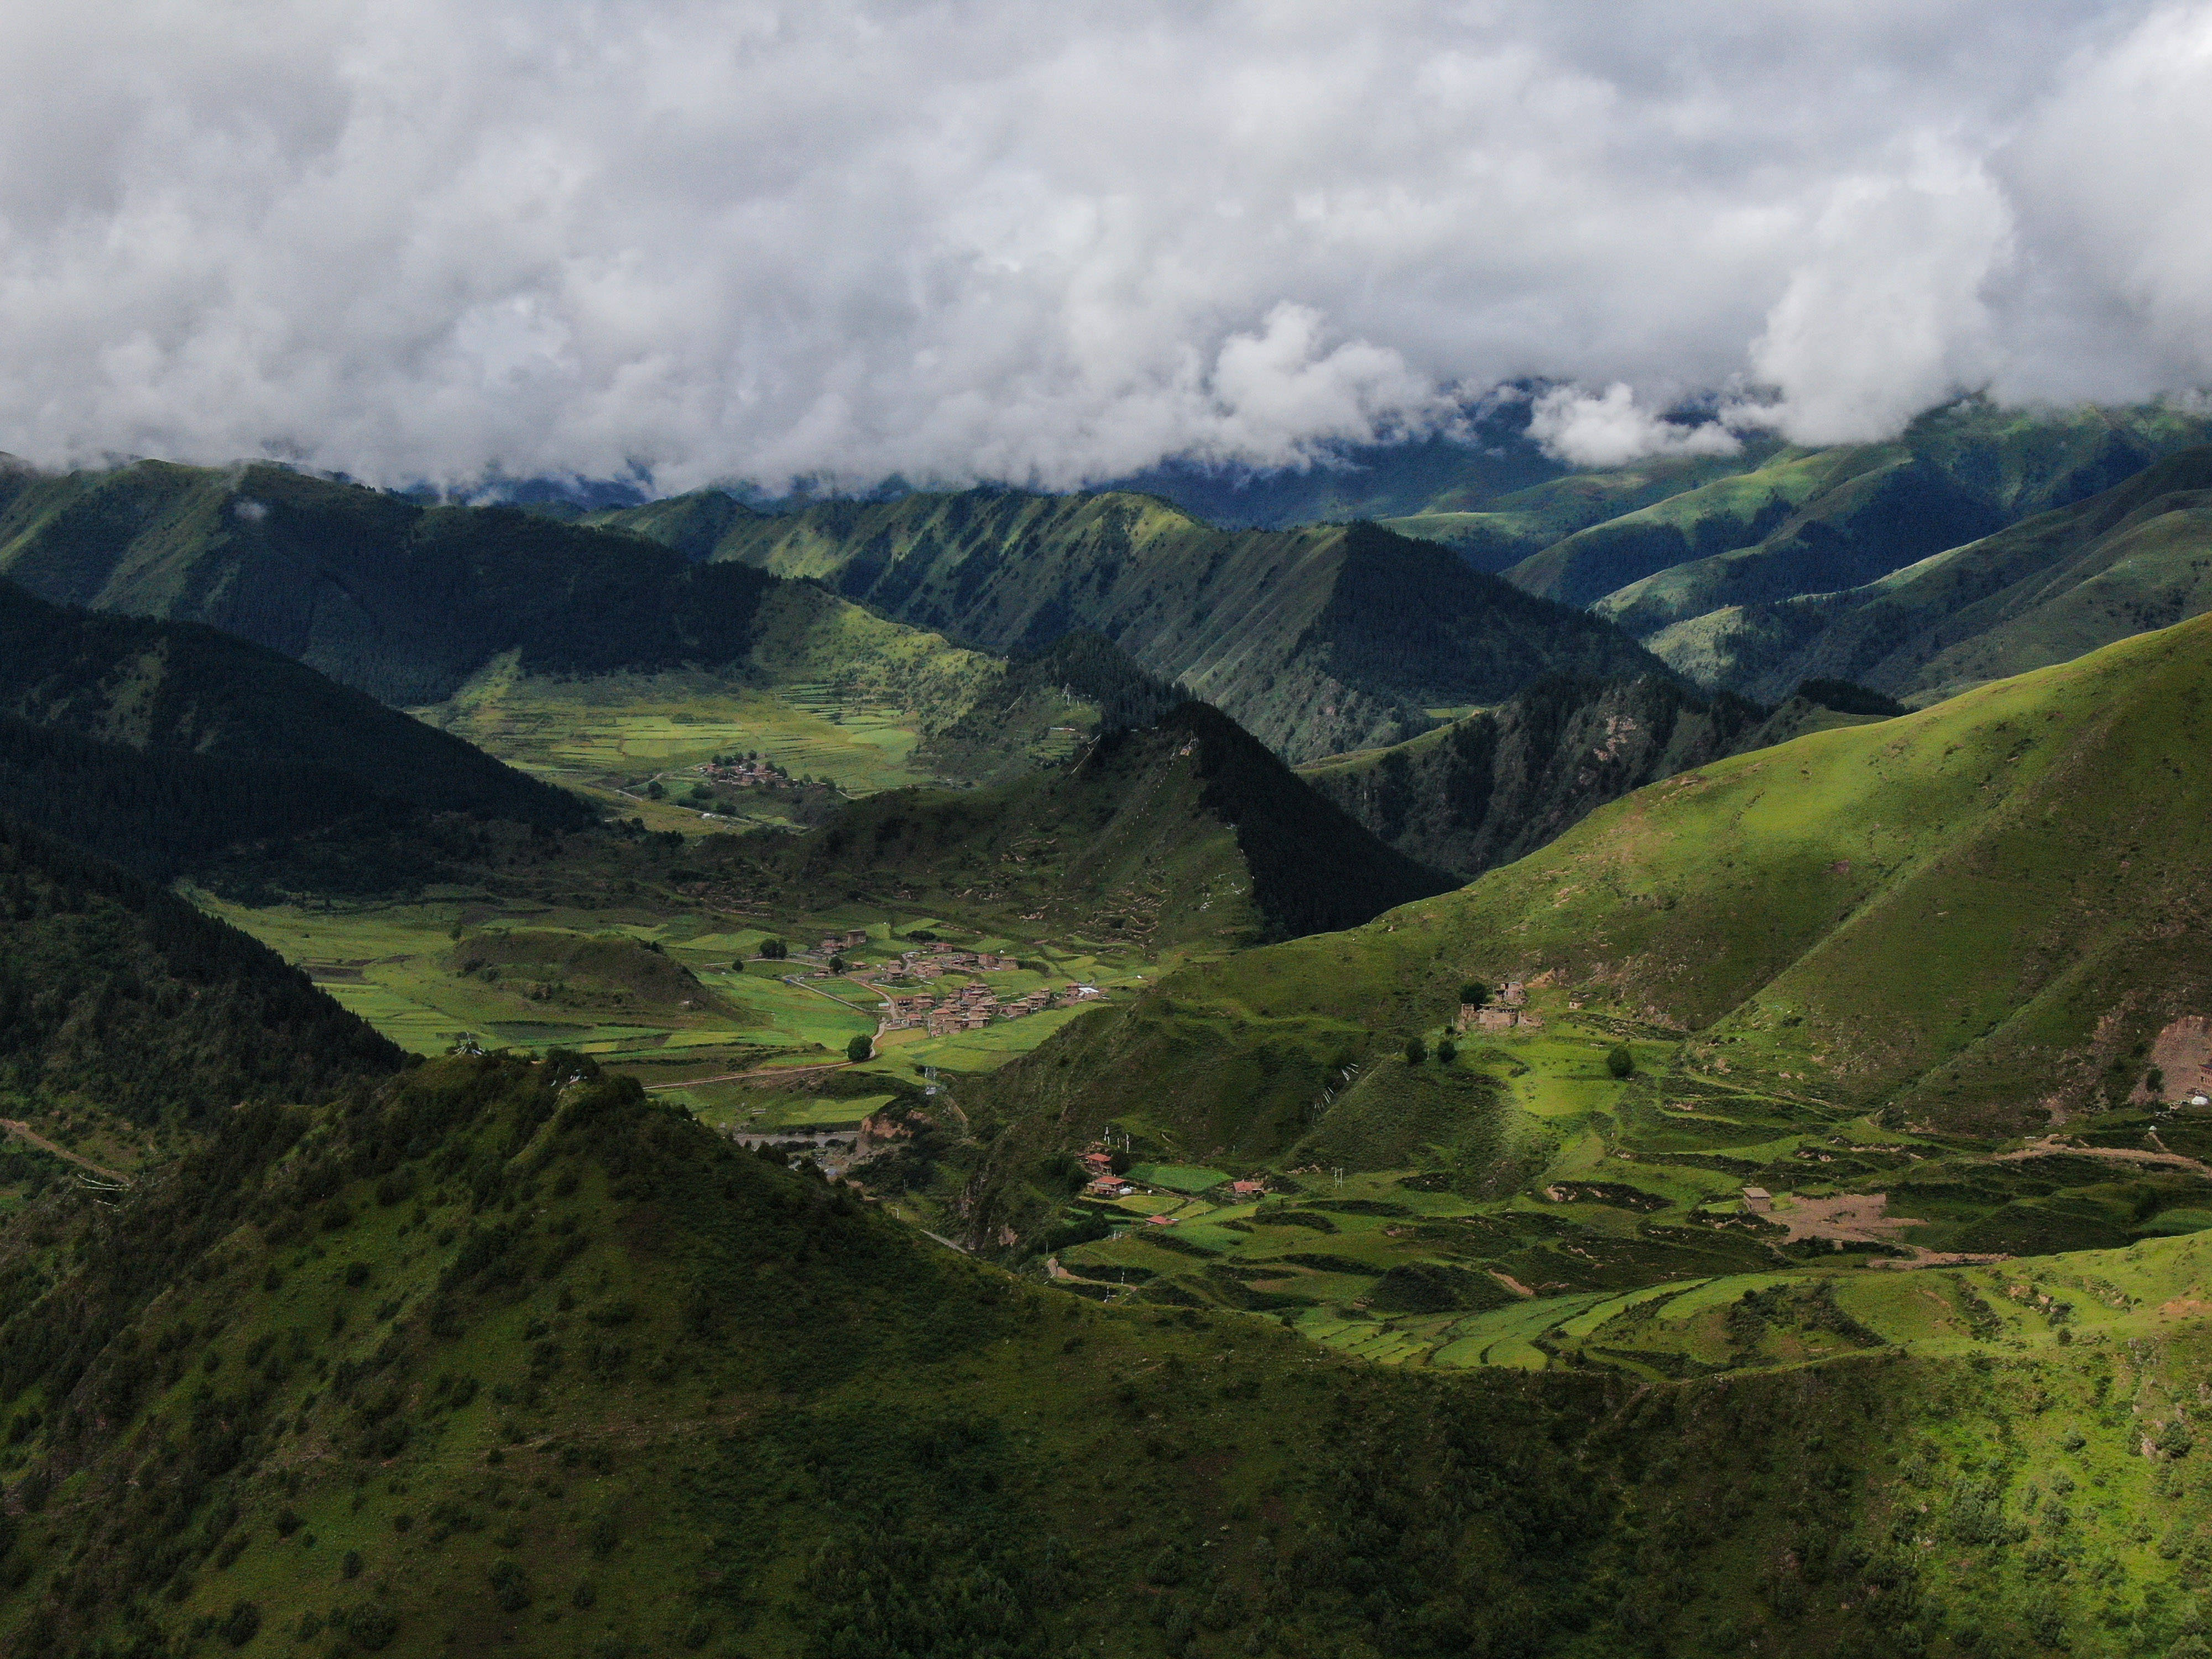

{"left": 951, "top": 614, "right": 2212, "bottom": 1385}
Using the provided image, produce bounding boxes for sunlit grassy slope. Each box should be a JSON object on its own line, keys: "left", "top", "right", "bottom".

{"left": 1509, "top": 401, "right": 2212, "bottom": 623}
{"left": 980, "top": 609, "right": 2212, "bottom": 1171}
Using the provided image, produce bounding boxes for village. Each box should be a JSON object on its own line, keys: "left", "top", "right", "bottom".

{"left": 695, "top": 753, "right": 798, "bottom": 789}
{"left": 1458, "top": 980, "right": 1543, "bottom": 1032}
{"left": 782, "top": 931, "right": 1105, "bottom": 1037}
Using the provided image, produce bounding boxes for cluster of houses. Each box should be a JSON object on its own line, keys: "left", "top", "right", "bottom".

{"left": 879, "top": 978, "right": 1086, "bottom": 1035}
{"left": 697, "top": 756, "right": 792, "bottom": 789}
{"left": 1077, "top": 1147, "right": 1267, "bottom": 1206}
{"left": 1459, "top": 980, "right": 1545, "bottom": 1032}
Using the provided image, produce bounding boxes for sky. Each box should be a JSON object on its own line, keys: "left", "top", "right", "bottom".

{"left": 2, "top": 2, "right": 2210, "bottom": 491}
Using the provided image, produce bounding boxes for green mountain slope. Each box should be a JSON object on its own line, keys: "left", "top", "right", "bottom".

{"left": 724, "top": 700, "right": 1457, "bottom": 949}
{"left": 1383, "top": 445, "right": 1785, "bottom": 570}
{"left": 600, "top": 488, "right": 1667, "bottom": 763}
{"left": 972, "top": 609, "right": 2212, "bottom": 1180}
{"left": 1297, "top": 675, "right": 1773, "bottom": 877}
{"left": 8, "top": 1037, "right": 2212, "bottom": 1658}
{"left": 1646, "top": 445, "right": 2212, "bottom": 703}
{"left": 1507, "top": 401, "right": 2212, "bottom": 623}
{"left": 0, "top": 460, "right": 992, "bottom": 724}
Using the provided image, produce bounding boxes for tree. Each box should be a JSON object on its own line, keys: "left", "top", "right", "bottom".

{"left": 830, "top": 955, "right": 847, "bottom": 974}
{"left": 846, "top": 1034, "right": 873, "bottom": 1063}
{"left": 1606, "top": 1044, "right": 1635, "bottom": 1078}
{"left": 758, "top": 936, "right": 787, "bottom": 961}
{"left": 1405, "top": 1036, "right": 1427, "bottom": 1065}
{"left": 1458, "top": 981, "right": 1488, "bottom": 1007}
{"left": 1436, "top": 1037, "right": 1458, "bottom": 1065}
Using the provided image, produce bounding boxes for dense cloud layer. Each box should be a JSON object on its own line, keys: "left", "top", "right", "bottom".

{"left": 1, "top": 2, "right": 2206, "bottom": 489}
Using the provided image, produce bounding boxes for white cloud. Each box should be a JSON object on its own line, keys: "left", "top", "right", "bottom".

{"left": 1527, "top": 384, "right": 1742, "bottom": 468}
{"left": 0, "top": 2, "right": 2203, "bottom": 488}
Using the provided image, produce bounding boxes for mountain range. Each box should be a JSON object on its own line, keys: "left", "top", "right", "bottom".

{"left": 11, "top": 401, "right": 2212, "bottom": 1659}
{"left": 594, "top": 488, "right": 1667, "bottom": 762}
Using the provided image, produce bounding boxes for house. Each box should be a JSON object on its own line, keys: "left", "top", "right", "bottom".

{"left": 1145, "top": 1214, "right": 1175, "bottom": 1226}
{"left": 1230, "top": 1180, "right": 1266, "bottom": 1197}
{"left": 1081, "top": 1151, "right": 1114, "bottom": 1172}
{"left": 1499, "top": 981, "right": 1526, "bottom": 1008}
{"left": 1741, "top": 1186, "right": 1773, "bottom": 1213}
{"left": 1474, "top": 1007, "right": 1517, "bottom": 1031}
{"left": 1086, "top": 1176, "right": 1134, "bottom": 1198}
{"left": 845, "top": 928, "right": 869, "bottom": 948}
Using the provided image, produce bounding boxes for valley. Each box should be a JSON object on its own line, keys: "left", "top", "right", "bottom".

{"left": 7, "top": 412, "right": 2212, "bottom": 1658}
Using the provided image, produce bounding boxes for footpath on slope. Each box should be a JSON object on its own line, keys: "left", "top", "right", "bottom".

{"left": 0, "top": 1118, "right": 132, "bottom": 1185}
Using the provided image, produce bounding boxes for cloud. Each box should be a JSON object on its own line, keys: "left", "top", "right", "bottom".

{"left": 1527, "top": 384, "right": 1742, "bottom": 468}
{"left": 0, "top": 2, "right": 2204, "bottom": 488}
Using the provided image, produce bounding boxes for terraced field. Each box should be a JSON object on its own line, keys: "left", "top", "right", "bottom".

{"left": 1038, "top": 992, "right": 2212, "bottom": 1372}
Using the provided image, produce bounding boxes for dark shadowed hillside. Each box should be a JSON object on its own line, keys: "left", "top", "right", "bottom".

{"left": 1298, "top": 675, "right": 1773, "bottom": 876}
{"left": 0, "top": 579, "right": 588, "bottom": 833}
{"left": 0, "top": 460, "right": 935, "bottom": 708}
{"left": 731, "top": 699, "right": 1456, "bottom": 947}
{"left": 0, "top": 815, "right": 401, "bottom": 1126}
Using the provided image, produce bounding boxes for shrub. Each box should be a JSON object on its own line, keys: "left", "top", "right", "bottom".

{"left": 488, "top": 1560, "right": 532, "bottom": 1612}
{"left": 342, "top": 1549, "right": 363, "bottom": 1580}
{"left": 1404, "top": 1036, "right": 1427, "bottom": 1065}
{"left": 221, "top": 1600, "right": 262, "bottom": 1647}
{"left": 1607, "top": 1045, "right": 1635, "bottom": 1078}
{"left": 1435, "top": 1037, "right": 1458, "bottom": 1065}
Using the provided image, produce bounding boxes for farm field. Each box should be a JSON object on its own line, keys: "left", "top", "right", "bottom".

{"left": 1037, "top": 989, "right": 2212, "bottom": 1369}
{"left": 411, "top": 664, "right": 945, "bottom": 820}
{"left": 191, "top": 865, "right": 1164, "bottom": 1087}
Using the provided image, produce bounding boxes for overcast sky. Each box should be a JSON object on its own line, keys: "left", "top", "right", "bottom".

{"left": 2, "top": 2, "right": 2208, "bottom": 490}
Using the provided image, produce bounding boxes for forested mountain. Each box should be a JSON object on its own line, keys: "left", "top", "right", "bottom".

{"left": 728, "top": 698, "right": 1457, "bottom": 947}
{"left": 0, "top": 814, "right": 400, "bottom": 1126}
{"left": 1644, "top": 444, "right": 2212, "bottom": 703}
{"left": 0, "top": 578, "right": 586, "bottom": 834}
{"left": 0, "top": 459, "right": 976, "bottom": 711}
{"left": 598, "top": 488, "right": 1667, "bottom": 762}
{"left": 1297, "top": 674, "right": 1776, "bottom": 876}
{"left": 15, "top": 1040, "right": 2195, "bottom": 1659}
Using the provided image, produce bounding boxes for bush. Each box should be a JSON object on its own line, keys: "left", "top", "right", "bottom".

{"left": 221, "top": 1600, "right": 262, "bottom": 1648}
{"left": 846, "top": 1033, "right": 873, "bottom": 1063}
{"left": 1606, "top": 1045, "right": 1635, "bottom": 1078}
{"left": 488, "top": 1560, "right": 532, "bottom": 1612}
{"left": 1405, "top": 1036, "right": 1427, "bottom": 1065}
{"left": 1435, "top": 1037, "right": 1457, "bottom": 1065}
